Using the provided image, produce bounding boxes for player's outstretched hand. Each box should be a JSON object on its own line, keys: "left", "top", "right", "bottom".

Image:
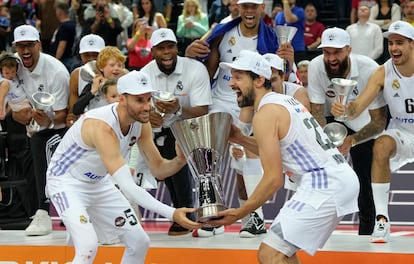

{"left": 207, "top": 208, "right": 240, "bottom": 227}
{"left": 173, "top": 208, "right": 203, "bottom": 231}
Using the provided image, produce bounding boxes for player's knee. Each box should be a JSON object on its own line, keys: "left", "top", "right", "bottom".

{"left": 124, "top": 227, "right": 150, "bottom": 253}
{"left": 373, "top": 135, "right": 396, "bottom": 161}
{"left": 258, "top": 243, "right": 286, "bottom": 264}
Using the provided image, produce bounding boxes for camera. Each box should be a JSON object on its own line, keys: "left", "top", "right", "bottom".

{"left": 97, "top": 5, "right": 105, "bottom": 13}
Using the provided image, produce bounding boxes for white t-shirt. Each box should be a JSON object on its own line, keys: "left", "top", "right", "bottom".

{"left": 141, "top": 56, "right": 212, "bottom": 127}
{"left": 307, "top": 53, "right": 385, "bottom": 132}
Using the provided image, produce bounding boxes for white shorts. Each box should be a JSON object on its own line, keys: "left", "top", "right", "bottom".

{"left": 262, "top": 198, "right": 342, "bottom": 256}
{"left": 47, "top": 175, "right": 144, "bottom": 245}
{"left": 382, "top": 126, "right": 414, "bottom": 172}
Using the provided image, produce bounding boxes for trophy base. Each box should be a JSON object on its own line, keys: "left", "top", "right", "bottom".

{"left": 197, "top": 204, "right": 226, "bottom": 223}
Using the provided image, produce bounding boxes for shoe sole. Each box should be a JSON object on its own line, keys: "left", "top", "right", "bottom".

{"left": 239, "top": 230, "right": 267, "bottom": 238}
{"left": 370, "top": 238, "right": 389, "bottom": 243}
{"left": 168, "top": 230, "right": 192, "bottom": 236}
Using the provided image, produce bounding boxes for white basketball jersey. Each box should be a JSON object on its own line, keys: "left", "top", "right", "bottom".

{"left": 384, "top": 60, "right": 414, "bottom": 133}
{"left": 47, "top": 103, "right": 142, "bottom": 182}
{"left": 258, "top": 92, "right": 349, "bottom": 189}
{"left": 212, "top": 25, "right": 258, "bottom": 105}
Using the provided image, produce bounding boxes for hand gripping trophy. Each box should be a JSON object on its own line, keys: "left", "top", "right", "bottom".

{"left": 27, "top": 91, "right": 55, "bottom": 132}
{"left": 171, "top": 112, "right": 232, "bottom": 223}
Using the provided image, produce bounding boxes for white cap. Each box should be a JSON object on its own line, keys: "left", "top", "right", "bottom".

{"left": 383, "top": 20, "right": 414, "bottom": 40}
{"left": 79, "top": 34, "right": 105, "bottom": 54}
{"left": 150, "top": 28, "right": 177, "bottom": 47}
{"left": 219, "top": 50, "right": 271, "bottom": 80}
{"left": 237, "top": 0, "right": 263, "bottom": 4}
{"left": 117, "top": 71, "right": 155, "bottom": 95}
{"left": 317, "top": 27, "right": 350, "bottom": 49}
{"left": 13, "top": 25, "right": 40, "bottom": 44}
{"left": 262, "top": 53, "right": 284, "bottom": 71}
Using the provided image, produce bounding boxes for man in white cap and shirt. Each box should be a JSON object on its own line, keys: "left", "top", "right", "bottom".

{"left": 307, "top": 26, "right": 387, "bottom": 236}
{"left": 331, "top": 20, "right": 414, "bottom": 243}
{"left": 66, "top": 34, "right": 106, "bottom": 127}
{"left": 46, "top": 70, "right": 201, "bottom": 263}
{"left": 140, "top": 28, "right": 212, "bottom": 236}
{"left": 209, "top": 49, "right": 359, "bottom": 263}
{"left": 11, "top": 24, "right": 70, "bottom": 236}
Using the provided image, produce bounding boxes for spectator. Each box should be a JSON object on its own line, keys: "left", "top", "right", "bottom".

{"left": 50, "top": 2, "right": 76, "bottom": 72}
{"left": 0, "top": 3, "right": 10, "bottom": 52}
{"left": 220, "top": 0, "right": 240, "bottom": 23}
{"left": 297, "top": 59, "right": 309, "bottom": 88}
{"left": 307, "top": 27, "right": 387, "bottom": 235}
{"left": 84, "top": 0, "right": 123, "bottom": 47}
{"left": 12, "top": 25, "right": 69, "bottom": 236}
{"left": 141, "top": 28, "right": 212, "bottom": 236}
{"left": 132, "top": 0, "right": 167, "bottom": 30}
{"left": 37, "top": 0, "right": 59, "bottom": 55}
{"left": 369, "top": 0, "right": 401, "bottom": 30}
{"left": 346, "top": 3, "right": 383, "bottom": 61}
{"left": 304, "top": 3, "right": 324, "bottom": 51}
{"left": 350, "top": 0, "right": 376, "bottom": 24}
{"left": 126, "top": 18, "right": 154, "bottom": 71}
{"left": 275, "top": 0, "right": 306, "bottom": 53}
{"left": 107, "top": 0, "right": 134, "bottom": 50}
{"left": 66, "top": 34, "right": 105, "bottom": 127}
{"left": 208, "top": 0, "right": 230, "bottom": 26}
{"left": 132, "top": 0, "right": 172, "bottom": 24}
{"left": 403, "top": 0, "right": 414, "bottom": 25}
{"left": 176, "top": 0, "right": 209, "bottom": 56}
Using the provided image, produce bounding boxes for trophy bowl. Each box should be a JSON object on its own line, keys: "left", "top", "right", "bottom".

{"left": 32, "top": 91, "right": 55, "bottom": 111}
{"left": 323, "top": 122, "right": 348, "bottom": 147}
{"left": 152, "top": 90, "right": 175, "bottom": 102}
{"left": 79, "top": 60, "right": 97, "bottom": 83}
{"left": 275, "top": 25, "right": 298, "bottom": 45}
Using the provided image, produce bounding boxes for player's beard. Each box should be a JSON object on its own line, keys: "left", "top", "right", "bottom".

{"left": 324, "top": 57, "right": 349, "bottom": 80}
{"left": 239, "top": 89, "right": 255, "bottom": 108}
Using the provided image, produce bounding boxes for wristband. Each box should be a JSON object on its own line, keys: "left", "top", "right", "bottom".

{"left": 166, "top": 17, "right": 170, "bottom": 22}
{"left": 107, "top": 18, "right": 113, "bottom": 24}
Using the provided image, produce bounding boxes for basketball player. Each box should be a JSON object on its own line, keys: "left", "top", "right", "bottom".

{"left": 210, "top": 50, "right": 359, "bottom": 263}
{"left": 46, "top": 70, "right": 201, "bottom": 263}
{"left": 332, "top": 20, "right": 414, "bottom": 243}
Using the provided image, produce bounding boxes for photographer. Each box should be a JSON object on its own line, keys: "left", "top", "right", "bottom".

{"left": 84, "top": 0, "right": 122, "bottom": 46}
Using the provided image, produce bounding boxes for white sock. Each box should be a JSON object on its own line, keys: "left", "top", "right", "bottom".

{"left": 372, "top": 182, "right": 390, "bottom": 220}
{"left": 243, "top": 158, "right": 264, "bottom": 220}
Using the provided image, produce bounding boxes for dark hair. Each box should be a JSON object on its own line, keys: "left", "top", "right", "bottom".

{"left": 248, "top": 71, "right": 272, "bottom": 90}
{"left": 138, "top": 0, "right": 156, "bottom": 26}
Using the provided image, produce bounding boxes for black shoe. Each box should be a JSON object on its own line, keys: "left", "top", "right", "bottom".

{"left": 239, "top": 212, "right": 267, "bottom": 238}
{"left": 168, "top": 222, "right": 192, "bottom": 236}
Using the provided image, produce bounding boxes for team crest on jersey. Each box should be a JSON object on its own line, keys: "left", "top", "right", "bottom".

{"left": 392, "top": 79, "right": 400, "bottom": 90}
{"left": 326, "top": 88, "right": 336, "bottom": 98}
{"left": 229, "top": 36, "right": 236, "bottom": 46}
{"left": 115, "top": 216, "right": 126, "bottom": 227}
{"left": 176, "top": 80, "right": 183, "bottom": 91}
{"left": 80, "top": 215, "right": 88, "bottom": 224}
{"left": 352, "top": 87, "right": 359, "bottom": 97}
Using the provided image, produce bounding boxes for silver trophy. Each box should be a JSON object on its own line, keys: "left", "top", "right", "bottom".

{"left": 331, "top": 78, "right": 357, "bottom": 122}
{"left": 275, "top": 25, "right": 298, "bottom": 45}
{"left": 275, "top": 25, "right": 297, "bottom": 72}
{"left": 171, "top": 112, "right": 232, "bottom": 223}
{"left": 323, "top": 122, "right": 348, "bottom": 146}
{"left": 27, "top": 91, "right": 55, "bottom": 132}
{"left": 79, "top": 60, "right": 97, "bottom": 83}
